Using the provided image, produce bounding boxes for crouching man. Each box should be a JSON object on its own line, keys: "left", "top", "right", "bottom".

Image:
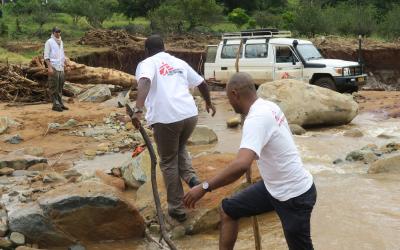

{"left": 184, "top": 72, "right": 317, "bottom": 250}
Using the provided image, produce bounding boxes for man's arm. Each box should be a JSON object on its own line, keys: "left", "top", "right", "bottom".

{"left": 44, "top": 41, "right": 53, "bottom": 76}
{"left": 132, "top": 77, "right": 151, "bottom": 128}
{"left": 197, "top": 81, "right": 216, "bottom": 116}
{"left": 183, "top": 148, "right": 256, "bottom": 209}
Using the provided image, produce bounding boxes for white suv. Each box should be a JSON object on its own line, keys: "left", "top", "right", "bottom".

{"left": 204, "top": 29, "right": 367, "bottom": 93}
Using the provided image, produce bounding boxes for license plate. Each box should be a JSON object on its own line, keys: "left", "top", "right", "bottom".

{"left": 357, "top": 77, "right": 365, "bottom": 82}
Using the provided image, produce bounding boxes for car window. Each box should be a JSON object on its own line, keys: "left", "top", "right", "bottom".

{"left": 206, "top": 46, "right": 218, "bottom": 63}
{"left": 221, "top": 45, "right": 243, "bottom": 59}
{"left": 276, "top": 46, "right": 298, "bottom": 63}
{"left": 245, "top": 44, "right": 268, "bottom": 58}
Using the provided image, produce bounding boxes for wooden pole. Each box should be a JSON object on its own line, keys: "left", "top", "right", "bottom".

{"left": 235, "top": 39, "right": 262, "bottom": 250}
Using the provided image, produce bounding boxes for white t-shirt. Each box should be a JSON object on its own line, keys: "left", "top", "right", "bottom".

{"left": 135, "top": 52, "right": 204, "bottom": 125}
{"left": 240, "top": 98, "right": 313, "bottom": 201}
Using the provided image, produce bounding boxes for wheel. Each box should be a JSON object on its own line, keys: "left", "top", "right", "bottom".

{"left": 314, "top": 77, "right": 337, "bottom": 91}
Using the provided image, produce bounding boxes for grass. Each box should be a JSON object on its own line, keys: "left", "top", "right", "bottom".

{"left": 0, "top": 47, "right": 32, "bottom": 64}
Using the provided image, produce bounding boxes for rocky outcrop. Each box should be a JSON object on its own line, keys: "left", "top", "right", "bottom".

{"left": 188, "top": 125, "right": 218, "bottom": 145}
{"left": 257, "top": 79, "right": 359, "bottom": 127}
{"left": 7, "top": 181, "right": 145, "bottom": 247}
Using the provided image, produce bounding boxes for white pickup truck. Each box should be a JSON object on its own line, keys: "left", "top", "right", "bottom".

{"left": 204, "top": 29, "right": 367, "bottom": 93}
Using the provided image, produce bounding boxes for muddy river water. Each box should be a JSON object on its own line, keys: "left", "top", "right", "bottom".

{"left": 70, "top": 92, "right": 400, "bottom": 250}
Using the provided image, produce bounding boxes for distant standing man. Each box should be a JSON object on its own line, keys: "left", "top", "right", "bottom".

{"left": 134, "top": 35, "right": 216, "bottom": 222}
{"left": 44, "top": 27, "right": 68, "bottom": 112}
{"left": 184, "top": 72, "right": 317, "bottom": 250}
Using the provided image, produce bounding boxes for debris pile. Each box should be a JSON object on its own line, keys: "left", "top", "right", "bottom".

{"left": 78, "top": 29, "right": 146, "bottom": 48}
{"left": 0, "top": 64, "right": 48, "bottom": 102}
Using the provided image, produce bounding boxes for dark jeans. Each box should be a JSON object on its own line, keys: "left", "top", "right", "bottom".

{"left": 222, "top": 181, "right": 317, "bottom": 250}
{"left": 152, "top": 116, "right": 198, "bottom": 215}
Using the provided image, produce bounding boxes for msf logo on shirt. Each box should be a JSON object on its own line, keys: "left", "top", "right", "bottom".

{"left": 159, "top": 62, "right": 183, "bottom": 76}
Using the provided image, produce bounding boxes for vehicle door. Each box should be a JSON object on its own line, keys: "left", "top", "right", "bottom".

{"left": 214, "top": 40, "right": 242, "bottom": 83}
{"left": 272, "top": 45, "right": 303, "bottom": 81}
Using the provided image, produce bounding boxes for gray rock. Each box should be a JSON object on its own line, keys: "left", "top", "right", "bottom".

{"left": 8, "top": 181, "right": 145, "bottom": 247}
{"left": 68, "top": 244, "right": 86, "bottom": 250}
{"left": 333, "top": 158, "right": 344, "bottom": 165}
{"left": 12, "top": 170, "right": 39, "bottom": 177}
{"left": 10, "top": 232, "right": 25, "bottom": 245}
{"left": 289, "top": 124, "right": 306, "bottom": 135}
{"left": 345, "top": 150, "right": 367, "bottom": 162}
{"left": 343, "top": 128, "right": 363, "bottom": 138}
{"left": 62, "top": 119, "right": 78, "bottom": 128}
{"left": 78, "top": 85, "right": 111, "bottom": 103}
{"left": 2, "top": 134, "right": 23, "bottom": 144}
{"left": 62, "top": 169, "right": 82, "bottom": 179}
{"left": 368, "top": 154, "right": 400, "bottom": 174}
{"left": 64, "top": 82, "right": 84, "bottom": 96}
{"left": 0, "top": 154, "right": 47, "bottom": 170}
{"left": 257, "top": 79, "right": 358, "bottom": 126}
{"left": 188, "top": 125, "right": 218, "bottom": 145}
{"left": 184, "top": 207, "right": 220, "bottom": 235}
{"left": 120, "top": 155, "right": 147, "bottom": 189}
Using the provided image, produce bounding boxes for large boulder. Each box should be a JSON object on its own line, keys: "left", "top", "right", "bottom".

{"left": 78, "top": 85, "right": 111, "bottom": 103}
{"left": 188, "top": 125, "right": 218, "bottom": 145}
{"left": 256, "top": 79, "right": 358, "bottom": 126}
{"left": 368, "top": 154, "right": 400, "bottom": 174}
{"left": 8, "top": 181, "right": 145, "bottom": 247}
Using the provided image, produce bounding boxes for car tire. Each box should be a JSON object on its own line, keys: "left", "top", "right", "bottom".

{"left": 314, "top": 77, "right": 337, "bottom": 91}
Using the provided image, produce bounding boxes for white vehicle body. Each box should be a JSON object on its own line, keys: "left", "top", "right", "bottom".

{"left": 204, "top": 30, "right": 366, "bottom": 92}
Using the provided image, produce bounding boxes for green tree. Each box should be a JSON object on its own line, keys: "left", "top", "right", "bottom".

{"left": 84, "top": 0, "right": 119, "bottom": 28}
{"left": 228, "top": 8, "right": 249, "bottom": 28}
{"left": 292, "top": 3, "right": 329, "bottom": 36}
{"left": 253, "top": 11, "right": 283, "bottom": 28}
{"left": 118, "top": 0, "right": 162, "bottom": 19}
{"left": 149, "top": 0, "right": 223, "bottom": 32}
{"left": 60, "top": 0, "right": 86, "bottom": 24}
{"left": 380, "top": 4, "right": 400, "bottom": 40}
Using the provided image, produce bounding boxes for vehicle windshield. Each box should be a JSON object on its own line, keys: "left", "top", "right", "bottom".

{"left": 297, "top": 44, "right": 324, "bottom": 61}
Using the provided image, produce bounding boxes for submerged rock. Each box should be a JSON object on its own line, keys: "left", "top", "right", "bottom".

{"left": 368, "top": 154, "right": 400, "bottom": 174}
{"left": 188, "top": 125, "right": 218, "bottom": 145}
{"left": 257, "top": 79, "right": 358, "bottom": 127}
{"left": 289, "top": 124, "right": 306, "bottom": 135}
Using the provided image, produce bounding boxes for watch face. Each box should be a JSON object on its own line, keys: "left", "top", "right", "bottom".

{"left": 202, "top": 182, "right": 209, "bottom": 190}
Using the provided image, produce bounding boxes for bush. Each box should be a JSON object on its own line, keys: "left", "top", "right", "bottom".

{"left": 380, "top": 5, "right": 400, "bottom": 40}
{"left": 0, "top": 21, "right": 8, "bottom": 37}
{"left": 292, "top": 4, "right": 329, "bottom": 36}
{"left": 148, "top": 3, "right": 184, "bottom": 33}
{"left": 253, "top": 11, "right": 283, "bottom": 29}
{"left": 228, "top": 8, "right": 249, "bottom": 28}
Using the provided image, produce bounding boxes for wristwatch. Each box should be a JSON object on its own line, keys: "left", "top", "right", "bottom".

{"left": 135, "top": 107, "right": 144, "bottom": 113}
{"left": 202, "top": 181, "right": 212, "bottom": 192}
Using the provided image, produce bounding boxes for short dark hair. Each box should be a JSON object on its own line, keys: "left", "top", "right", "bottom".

{"left": 145, "top": 35, "right": 165, "bottom": 54}
{"left": 52, "top": 27, "right": 61, "bottom": 33}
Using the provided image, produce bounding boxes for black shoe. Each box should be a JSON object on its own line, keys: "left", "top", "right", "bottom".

{"left": 188, "top": 176, "right": 201, "bottom": 188}
{"left": 169, "top": 211, "right": 187, "bottom": 222}
{"left": 52, "top": 106, "right": 63, "bottom": 112}
{"left": 61, "top": 105, "right": 69, "bottom": 110}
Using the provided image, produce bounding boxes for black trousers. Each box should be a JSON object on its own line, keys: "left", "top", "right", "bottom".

{"left": 222, "top": 181, "right": 317, "bottom": 250}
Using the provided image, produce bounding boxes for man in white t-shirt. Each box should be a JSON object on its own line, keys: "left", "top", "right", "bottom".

{"left": 134, "top": 35, "right": 216, "bottom": 222}
{"left": 184, "top": 72, "right": 316, "bottom": 249}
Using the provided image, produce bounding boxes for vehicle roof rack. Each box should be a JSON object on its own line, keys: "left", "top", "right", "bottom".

{"left": 222, "top": 29, "right": 292, "bottom": 40}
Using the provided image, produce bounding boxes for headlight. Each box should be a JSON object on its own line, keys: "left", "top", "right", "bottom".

{"left": 334, "top": 67, "right": 343, "bottom": 75}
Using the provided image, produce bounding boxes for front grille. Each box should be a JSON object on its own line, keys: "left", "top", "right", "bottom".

{"left": 348, "top": 66, "right": 362, "bottom": 76}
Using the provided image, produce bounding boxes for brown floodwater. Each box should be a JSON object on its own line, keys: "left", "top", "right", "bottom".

{"left": 66, "top": 92, "right": 400, "bottom": 250}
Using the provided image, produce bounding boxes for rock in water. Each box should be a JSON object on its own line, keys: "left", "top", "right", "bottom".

{"left": 368, "top": 154, "right": 400, "bottom": 174}
{"left": 8, "top": 181, "right": 145, "bottom": 247}
{"left": 78, "top": 85, "right": 111, "bottom": 103}
{"left": 289, "top": 124, "right": 306, "bottom": 135}
{"left": 226, "top": 117, "right": 241, "bottom": 128}
{"left": 257, "top": 79, "right": 358, "bottom": 126}
{"left": 188, "top": 125, "right": 218, "bottom": 145}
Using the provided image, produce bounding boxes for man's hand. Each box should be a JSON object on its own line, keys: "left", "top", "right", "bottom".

{"left": 47, "top": 67, "right": 54, "bottom": 76}
{"left": 184, "top": 184, "right": 207, "bottom": 209}
{"left": 206, "top": 102, "right": 216, "bottom": 117}
{"left": 132, "top": 112, "right": 142, "bottom": 129}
